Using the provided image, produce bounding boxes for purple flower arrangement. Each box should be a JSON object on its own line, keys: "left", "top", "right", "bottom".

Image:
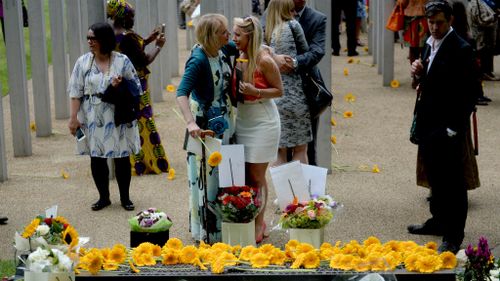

{"left": 462, "top": 236, "right": 495, "bottom": 281}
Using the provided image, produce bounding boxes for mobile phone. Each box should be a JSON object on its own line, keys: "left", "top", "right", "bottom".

{"left": 75, "top": 127, "right": 86, "bottom": 142}
{"left": 161, "top": 23, "right": 165, "bottom": 33}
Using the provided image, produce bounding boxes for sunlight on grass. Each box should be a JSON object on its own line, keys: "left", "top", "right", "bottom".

{"left": 1, "top": 0, "right": 52, "bottom": 96}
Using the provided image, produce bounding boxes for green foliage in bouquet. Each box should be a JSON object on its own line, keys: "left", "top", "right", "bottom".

{"left": 279, "top": 195, "right": 338, "bottom": 229}
{"left": 216, "top": 186, "right": 262, "bottom": 223}
{"left": 128, "top": 208, "right": 172, "bottom": 233}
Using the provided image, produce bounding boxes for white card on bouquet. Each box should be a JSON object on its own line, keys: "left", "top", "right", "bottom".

{"left": 301, "top": 164, "right": 328, "bottom": 196}
{"left": 45, "top": 205, "right": 58, "bottom": 218}
{"left": 269, "top": 161, "right": 310, "bottom": 210}
{"left": 219, "top": 144, "right": 245, "bottom": 187}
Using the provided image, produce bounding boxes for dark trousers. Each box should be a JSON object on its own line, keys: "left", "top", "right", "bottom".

{"left": 332, "top": 0, "right": 358, "bottom": 54}
{"left": 90, "top": 157, "right": 132, "bottom": 204}
{"left": 420, "top": 136, "right": 468, "bottom": 245}
{"left": 479, "top": 48, "right": 495, "bottom": 74}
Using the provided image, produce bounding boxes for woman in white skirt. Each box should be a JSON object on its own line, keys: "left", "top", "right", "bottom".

{"left": 232, "top": 16, "right": 283, "bottom": 243}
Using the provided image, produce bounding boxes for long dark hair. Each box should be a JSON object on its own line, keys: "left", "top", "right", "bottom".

{"left": 89, "top": 22, "right": 116, "bottom": 55}
{"left": 451, "top": 1, "right": 470, "bottom": 40}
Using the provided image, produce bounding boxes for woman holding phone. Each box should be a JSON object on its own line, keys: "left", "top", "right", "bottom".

{"left": 107, "top": 0, "right": 170, "bottom": 176}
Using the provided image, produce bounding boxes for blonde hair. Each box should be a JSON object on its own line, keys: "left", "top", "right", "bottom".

{"left": 195, "top": 14, "right": 228, "bottom": 53}
{"left": 234, "top": 16, "right": 263, "bottom": 83}
{"left": 265, "top": 0, "right": 295, "bottom": 45}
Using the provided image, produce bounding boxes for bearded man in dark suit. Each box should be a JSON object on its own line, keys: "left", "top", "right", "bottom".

{"left": 408, "top": 0, "right": 477, "bottom": 254}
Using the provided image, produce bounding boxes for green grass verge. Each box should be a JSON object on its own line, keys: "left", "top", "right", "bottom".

{"left": 0, "top": 259, "right": 16, "bottom": 279}
{"left": 1, "top": 1, "right": 51, "bottom": 96}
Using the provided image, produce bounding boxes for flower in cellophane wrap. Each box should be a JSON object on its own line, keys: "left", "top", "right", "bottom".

{"left": 215, "top": 186, "right": 262, "bottom": 223}
{"left": 128, "top": 208, "right": 173, "bottom": 233}
{"left": 279, "top": 195, "right": 340, "bottom": 229}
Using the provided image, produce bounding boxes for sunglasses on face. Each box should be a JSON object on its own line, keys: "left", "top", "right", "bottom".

{"left": 86, "top": 36, "right": 97, "bottom": 41}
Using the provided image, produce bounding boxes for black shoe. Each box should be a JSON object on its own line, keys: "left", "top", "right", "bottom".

{"left": 91, "top": 200, "right": 111, "bottom": 211}
{"left": 347, "top": 50, "right": 359, "bottom": 57}
{"left": 482, "top": 73, "right": 500, "bottom": 81}
{"left": 121, "top": 201, "right": 135, "bottom": 211}
{"left": 332, "top": 50, "right": 340, "bottom": 56}
{"left": 438, "top": 241, "right": 460, "bottom": 254}
{"left": 476, "top": 99, "right": 489, "bottom": 106}
{"left": 482, "top": 96, "right": 492, "bottom": 102}
{"left": 407, "top": 222, "right": 444, "bottom": 236}
{"left": 0, "top": 216, "right": 8, "bottom": 224}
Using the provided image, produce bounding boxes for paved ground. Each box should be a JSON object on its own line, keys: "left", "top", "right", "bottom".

{"left": 1, "top": 28, "right": 499, "bottom": 260}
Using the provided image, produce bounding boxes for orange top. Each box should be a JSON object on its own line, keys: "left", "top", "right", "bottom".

{"left": 232, "top": 69, "right": 270, "bottom": 102}
{"left": 398, "top": 0, "right": 427, "bottom": 17}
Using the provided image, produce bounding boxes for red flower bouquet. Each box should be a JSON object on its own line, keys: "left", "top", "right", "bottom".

{"left": 216, "top": 186, "right": 262, "bottom": 223}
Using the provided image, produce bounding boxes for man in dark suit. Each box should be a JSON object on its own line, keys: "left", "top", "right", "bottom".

{"left": 332, "top": 0, "right": 358, "bottom": 56}
{"left": 273, "top": 0, "right": 326, "bottom": 166}
{"left": 408, "top": 0, "right": 477, "bottom": 254}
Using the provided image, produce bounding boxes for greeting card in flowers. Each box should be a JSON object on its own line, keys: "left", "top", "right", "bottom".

{"left": 269, "top": 161, "right": 311, "bottom": 210}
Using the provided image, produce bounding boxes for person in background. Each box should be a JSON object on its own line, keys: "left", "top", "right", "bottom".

{"left": 67, "top": 22, "right": 142, "bottom": 211}
{"left": 265, "top": 0, "right": 311, "bottom": 165}
{"left": 107, "top": 0, "right": 170, "bottom": 176}
{"left": 408, "top": 0, "right": 477, "bottom": 254}
{"left": 176, "top": 14, "right": 237, "bottom": 243}
{"left": 233, "top": 16, "right": 283, "bottom": 243}
{"left": 398, "top": 0, "right": 429, "bottom": 64}
{"left": 355, "top": 0, "right": 367, "bottom": 47}
{"left": 332, "top": 0, "right": 358, "bottom": 56}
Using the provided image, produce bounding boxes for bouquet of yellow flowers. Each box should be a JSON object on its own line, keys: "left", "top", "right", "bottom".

{"left": 279, "top": 195, "right": 339, "bottom": 229}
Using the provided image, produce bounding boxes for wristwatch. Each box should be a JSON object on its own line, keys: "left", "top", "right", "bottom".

{"left": 292, "top": 58, "right": 298, "bottom": 70}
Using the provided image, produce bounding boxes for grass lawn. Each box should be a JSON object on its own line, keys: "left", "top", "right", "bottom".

{"left": 0, "top": 259, "right": 16, "bottom": 279}
{"left": 1, "top": 1, "right": 51, "bottom": 96}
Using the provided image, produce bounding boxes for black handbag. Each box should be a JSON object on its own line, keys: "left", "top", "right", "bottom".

{"left": 288, "top": 22, "right": 333, "bottom": 119}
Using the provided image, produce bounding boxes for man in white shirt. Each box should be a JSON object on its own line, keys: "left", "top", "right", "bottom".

{"left": 407, "top": 0, "right": 477, "bottom": 254}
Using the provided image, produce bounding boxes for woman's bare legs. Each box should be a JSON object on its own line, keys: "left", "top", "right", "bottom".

{"left": 291, "top": 144, "right": 308, "bottom": 164}
{"left": 246, "top": 162, "right": 269, "bottom": 242}
{"left": 272, "top": 147, "right": 288, "bottom": 167}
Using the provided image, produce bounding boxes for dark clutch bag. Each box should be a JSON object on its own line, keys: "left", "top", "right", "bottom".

{"left": 302, "top": 72, "right": 333, "bottom": 119}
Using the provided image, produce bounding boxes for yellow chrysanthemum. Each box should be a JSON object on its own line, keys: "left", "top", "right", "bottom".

{"left": 415, "top": 254, "right": 442, "bottom": 273}
{"left": 162, "top": 249, "right": 180, "bottom": 265}
{"left": 269, "top": 249, "right": 286, "bottom": 265}
{"left": 364, "top": 46, "right": 369, "bottom": 52}
{"left": 211, "top": 257, "right": 225, "bottom": 274}
{"left": 166, "top": 84, "right": 176, "bottom": 92}
{"left": 103, "top": 261, "right": 119, "bottom": 271}
{"left": 372, "top": 164, "right": 380, "bottom": 173}
{"left": 198, "top": 240, "right": 211, "bottom": 249}
{"left": 211, "top": 242, "right": 231, "bottom": 253}
{"left": 329, "top": 254, "right": 342, "bottom": 269}
{"left": 83, "top": 249, "right": 104, "bottom": 275}
{"left": 296, "top": 243, "right": 315, "bottom": 255}
{"left": 439, "top": 252, "right": 457, "bottom": 269}
{"left": 187, "top": 20, "right": 193, "bottom": 27}
{"left": 231, "top": 245, "right": 242, "bottom": 255}
{"left": 343, "top": 111, "right": 353, "bottom": 118}
{"left": 207, "top": 151, "right": 222, "bottom": 167}
{"left": 142, "top": 253, "right": 157, "bottom": 266}
{"left": 30, "top": 122, "right": 36, "bottom": 132}
{"left": 61, "top": 169, "right": 70, "bottom": 179}
{"left": 390, "top": 79, "right": 400, "bottom": 88}
{"left": 286, "top": 240, "right": 300, "bottom": 249}
{"left": 290, "top": 253, "right": 306, "bottom": 269}
{"left": 165, "top": 238, "right": 183, "bottom": 250}
{"left": 239, "top": 245, "right": 258, "bottom": 261}
{"left": 180, "top": 245, "right": 198, "bottom": 264}
{"left": 339, "top": 254, "right": 355, "bottom": 270}
{"left": 425, "top": 241, "right": 438, "bottom": 251}
{"left": 302, "top": 251, "right": 320, "bottom": 269}
{"left": 151, "top": 244, "right": 162, "bottom": 256}
{"left": 330, "top": 135, "right": 337, "bottom": 144}
{"left": 108, "top": 246, "right": 127, "bottom": 264}
{"left": 167, "top": 168, "right": 176, "bottom": 180}
{"left": 354, "top": 258, "right": 371, "bottom": 272}
{"left": 22, "top": 218, "right": 41, "bottom": 238}
{"left": 343, "top": 68, "right": 349, "bottom": 76}
{"left": 344, "top": 93, "right": 356, "bottom": 103}
{"left": 363, "top": 236, "right": 381, "bottom": 247}
{"left": 330, "top": 117, "right": 336, "bottom": 126}
{"left": 320, "top": 248, "right": 335, "bottom": 260}
{"left": 258, "top": 244, "right": 275, "bottom": 256}
{"left": 250, "top": 253, "right": 270, "bottom": 268}
{"left": 134, "top": 243, "right": 154, "bottom": 256}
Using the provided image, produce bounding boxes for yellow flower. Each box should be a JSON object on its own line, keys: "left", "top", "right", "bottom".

{"left": 165, "top": 238, "right": 183, "bottom": 250}
{"left": 296, "top": 243, "right": 315, "bottom": 255}
{"left": 330, "top": 117, "right": 336, "bottom": 126}
{"left": 103, "top": 260, "right": 119, "bottom": 271}
{"left": 180, "top": 245, "right": 198, "bottom": 264}
{"left": 354, "top": 258, "right": 371, "bottom": 272}
{"left": 61, "top": 169, "right": 70, "bottom": 179}
{"left": 22, "top": 218, "right": 41, "bottom": 238}
{"left": 82, "top": 249, "right": 104, "bottom": 275}
{"left": 236, "top": 58, "right": 249, "bottom": 63}
{"left": 142, "top": 254, "right": 157, "bottom": 266}
{"left": 347, "top": 58, "right": 354, "bottom": 64}
{"left": 187, "top": 20, "right": 193, "bottom": 27}
{"left": 167, "top": 168, "right": 176, "bottom": 180}
{"left": 109, "top": 245, "right": 127, "bottom": 264}
{"left": 302, "top": 251, "right": 320, "bottom": 269}
{"left": 207, "top": 151, "right": 222, "bottom": 167}
{"left": 152, "top": 244, "right": 162, "bottom": 256}
{"left": 211, "top": 256, "right": 225, "bottom": 274}
{"left": 363, "top": 236, "right": 381, "bottom": 247}
{"left": 269, "top": 249, "right": 286, "bottom": 265}
{"left": 343, "top": 68, "right": 349, "bottom": 76}
{"left": 343, "top": 111, "right": 353, "bottom": 118}
{"left": 211, "top": 242, "right": 231, "bottom": 253}
{"left": 162, "top": 249, "right": 180, "bottom": 265}
{"left": 63, "top": 225, "right": 79, "bottom": 249}
{"left": 239, "top": 246, "right": 258, "bottom": 261}
{"left": 290, "top": 253, "right": 306, "bottom": 269}
{"left": 330, "top": 136, "right": 337, "bottom": 144}
{"left": 30, "top": 122, "right": 36, "bottom": 132}
{"left": 344, "top": 93, "right": 356, "bottom": 103}
{"left": 425, "top": 241, "right": 438, "bottom": 251}
{"left": 364, "top": 46, "right": 369, "bottom": 52}
{"left": 415, "top": 255, "right": 442, "bottom": 273}
{"left": 372, "top": 164, "right": 380, "bottom": 173}
{"left": 166, "top": 84, "right": 176, "bottom": 92}
{"left": 129, "top": 259, "right": 140, "bottom": 273}
{"left": 339, "top": 254, "right": 355, "bottom": 270}
{"left": 390, "top": 79, "right": 400, "bottom": 88}
{"left": 239, "top": 191, "right": 252, "bottom": 198}
{"left": 439, "top": 252, "right": 457, "bottom": 269}
{"left": 250, "top": 253, "right": 270, "bottom": 268}
{"left": 258, "top": 244, "right": 275, "bottom": 256}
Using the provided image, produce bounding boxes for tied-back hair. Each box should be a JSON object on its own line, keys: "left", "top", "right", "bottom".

{"left": 90, "top": 22, "right": 116, "bottom": 55}
{"left": 234, "top": 16, "right": 264, "bottom": 83}
{"left": 196, "top": 14, "right": 228, "bottom": 54}
{"left": 264, "top": 0, "right": 295, "bottom": 46}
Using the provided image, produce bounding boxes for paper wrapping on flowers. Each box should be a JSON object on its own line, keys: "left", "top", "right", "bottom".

{"left": 129, "top": 208, "right": 173, "bottom": 233}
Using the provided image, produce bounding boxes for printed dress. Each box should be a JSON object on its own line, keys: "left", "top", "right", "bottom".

{"left": 116, "top": 31, "right": 170, "bottom": 175}
{"left": 67, "top": 52, "right": 142, "bottom": 157}
{"left": 184, "top": 48, "right": 235, "bottom": 243}
{"left": 270, "top": 20, "right": 312, "bottom": 147}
